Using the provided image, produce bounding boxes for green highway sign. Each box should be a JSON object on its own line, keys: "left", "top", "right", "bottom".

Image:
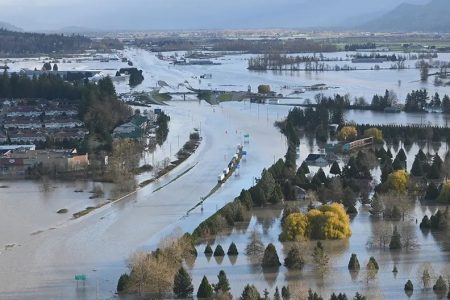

{"left": 75, "top": 274, "right": 87, "bottom": 281}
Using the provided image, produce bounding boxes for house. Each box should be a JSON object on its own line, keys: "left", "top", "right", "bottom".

{"left": 68, "top": 153, "right": 89, "bottom": 171}
{"left": 3, "top": 117, "right": 42, "bottom": 129}
{"left": 6, "top": 106, "right": 42, "bottom": 118}
{"left": 44, "top": 107, "right": 78, "bottom": 117}
{"left": 0, "top": 157, "right": 36, "bottom": 178}
{"left": 129, "top": 114, "right": 149, "bottom": 131}
{"left": 294, "top": 186, "right": 307, "bottom": 200}
{"left": 50, "top": 128, "right": 88, "bottom": 142}
{"left": 305, "top": 154, "right": 328, "bottom": 165}
{"left": 113, "top": 122, "right": 141, "bottom": 139}
{"left": 44, "top": 117, "right": 83, "bottom": 129}
{"left": 9, "top": 130, "right": 46, "bottom": 143}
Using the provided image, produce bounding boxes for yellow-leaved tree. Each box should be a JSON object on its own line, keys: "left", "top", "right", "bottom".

{"left": 387, "top": 170, "right": 410, "bottom": 194}
{"left": 337, "top": 126, "right": 358, "bottom": 142}
{"left": 280, "top": 212, "right": 309, "bottom": 241}
{"left": 364, "top": 128, "right": 383, "bottom": 143}
{"left": 319, "top": 203, "right": 352, "bottom": 239}
{"left": 280, "top": 203, "right": 351, "bottom": 241}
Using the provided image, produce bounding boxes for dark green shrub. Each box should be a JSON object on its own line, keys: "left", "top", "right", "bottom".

{"left": 227, "top": 242, "right": 239, "bottom": 256}
{"left": 197, "top": 276, "right": 213, "bottom": 299}
{"left": 389, "top": 226, "right": 402, "bottom": 250}
{"left": 404, "top": 280, "right": 414, "bottom": 291}
{"left": 433, "top": 276, "right": 448, "bottom": 292}
{"left": 262, "top": 243, "right": 281, "bottom": 267}
{"left": 173, "top": 267, "right": 193, "bottom": 298}
{"left": 348, "top": 254, "right": 360, "bottom": 271}
{"left": 240, "top": 284, "right": 260, "bottom": 300}
{"left": 284, "top": 247, "right": 305, "bottom": 270}
{"left": 213, "top": 244, "right": 225, "bottom": 257}
{"left": 117, "top": 273, "right": 129, "bottom": 292}
{"left": 204, "top": 244, "right": 213, "bottom": 255}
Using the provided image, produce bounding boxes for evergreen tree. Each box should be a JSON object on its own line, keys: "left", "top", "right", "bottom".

{"left": 386, "top": 148, "right": 393, "bottom": 158}
{"left": 348, "top": 253, "right": 360, "bottom": 271}
{"left": 427, "top": 154, "right": 443, "bottom": 179}
{"left": 389, "top": 226, "right": 402, "bottom": 250}
{"left": 284, "top": 247, "right": 305, "bottom": 270}
{"left": 274, "top": 287, "right": 281, "bottom": 300}
{"left": 330, "top": 293, "right": 348, "bottom": 300}
{"left": 443, "top": 95, "right": 450, "bottom": 113}
{"left": 392, "top": 156, "right": 405, "bottom": 170}
{"left": 215, "top": 270, "right": 230, "bottom": 294}
{"left": 424, "top": 183, "right": 439, "bottom": 200}
{"left": 299, "top": 161, "right": 310, "bottom": 174}
{"left": 312, "top": 242, "right": 329, "bottom": 278}
{"left": 227, "top": 242, "right": 239, "bottom": 256}
{"left": 262, "top": 243, "right": 281, "bottom": 267}
{"left": 404, "top": 280, "right": 414, "bottom": 292}
{"left": 330, "top": 161, "right": 341, "bottom": 176}
{"left": 197, "top": 276, "right": 214, "bottom": 299}
{"left": 213, "top": 245, "right": 225, "bottom": 257}
{"left": 173, "top": 267, "right": 194, "bottom": 298}
{"left": 417, "top": 149, "right": 427, "bottom": 161}
{"left": 433, "top": 276, "right": 448, "bottom": 292}
{"left": 281, "top": 286, "right": 291, "bottom": 300}
{"left": 307, "top": 289, "right": 323, "bottom": 300}
{"left": 396, "top": 149, "right": 407, "bottom": 162}
{"left": 240, "top": 284, "right": 260, "bottom": 300}
{"left": 410, "top": 156, "right": 424, "bottom": 176}
{"left": 263, "top": 288, "right": 270, "bottom": 300}
{"left": 117, "top": 273, "right": 129, "bottom": 292}
{"left": 353, "top": 293, "right": 367, "bottom": 300}
{"left": 381, "top": 161, "right": 393, "bottom": 183}
{"left": 204, "top": 244, "right": 213, "bottom": 255}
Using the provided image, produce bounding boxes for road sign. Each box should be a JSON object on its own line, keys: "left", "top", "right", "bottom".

{"left": 75, "top": 274, "right": 87, "bottom": 281}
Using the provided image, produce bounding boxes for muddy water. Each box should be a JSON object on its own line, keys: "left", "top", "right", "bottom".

{"left": 192, "top": 202, "right": 450, "bottom": 299}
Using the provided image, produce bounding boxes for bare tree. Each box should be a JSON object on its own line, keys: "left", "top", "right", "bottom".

{"left": 245, "top": 230, "right": 265, "bottom": 262}
{"left": 418, "top": 262, "right": 434, "bottom": 289}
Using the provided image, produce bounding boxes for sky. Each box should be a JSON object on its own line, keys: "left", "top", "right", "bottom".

{"left": 0, "top": 0, "right": 430, "bottom": 31}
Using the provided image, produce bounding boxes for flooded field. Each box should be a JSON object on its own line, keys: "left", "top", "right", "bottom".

{"left": 0, "top": 48, "right": 449, "bottom": 299}
{"left": 191, "top": 202, "right": 450, "bottom": 299}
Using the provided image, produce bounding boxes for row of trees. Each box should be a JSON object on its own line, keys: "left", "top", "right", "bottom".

{"left": 212, "top": 39, "right": 337, "bottom": 54}
{"left": 353, "top": 123, "right": 450, "bottom": 144}
{"left": 0, "top": 29, "right": 123, "bottom": 56}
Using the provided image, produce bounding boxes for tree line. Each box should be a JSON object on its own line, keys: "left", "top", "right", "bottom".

{"left": 0, "top": 29, "right": 123, "bottom": 56}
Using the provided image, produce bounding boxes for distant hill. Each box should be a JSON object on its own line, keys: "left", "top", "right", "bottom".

{"left": 0, "top": 21, "right": 22, "bottom": 32}
{"left": 359, "top": 0, "right": 450, "bottom": 32}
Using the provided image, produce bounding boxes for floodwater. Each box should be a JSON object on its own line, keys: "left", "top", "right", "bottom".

{"left": 0, "top": 100, "right": 287, "bottom": 299}
{"left": 192, "top": 202, "right": 450, "bottom": 299}
{"left": 123, "top": 49, "right": 450, "bottom": 105}
{"left": 0, "top": 48, "right": 449, "bottom": 299}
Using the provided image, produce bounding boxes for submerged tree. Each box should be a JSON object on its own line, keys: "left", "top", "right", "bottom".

{"left": 173, "top": 267, "right": 194, "bottom": 298}
{"left": 389, "top": 226, "right": 402, "bottom": 250}
{"left": 197, "top": 276, "right": 214, "bottom": 299}
{"left": 262, "top": 243, "right": 281, "bottom": 267}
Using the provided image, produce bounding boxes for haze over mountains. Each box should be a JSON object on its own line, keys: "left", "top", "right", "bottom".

{"left": 360, "top": 0, "right": 450, "bottom": 32}
{"left": 0, "top": 0, "right": 448, "bottom": 33}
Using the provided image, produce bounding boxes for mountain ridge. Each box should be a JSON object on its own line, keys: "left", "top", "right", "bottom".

{"left": 359, "top": 0, "right": 450, "bottom": 32}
